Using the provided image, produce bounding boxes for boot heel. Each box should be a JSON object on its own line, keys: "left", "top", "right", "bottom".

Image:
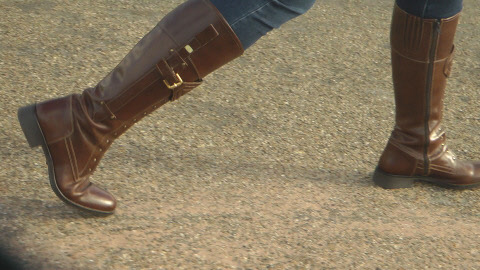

{"left": 373, "top": 168, "right": 415, "bottom": 189}
{"left": 18, "top": 104, "right": 44, "bottom": 148}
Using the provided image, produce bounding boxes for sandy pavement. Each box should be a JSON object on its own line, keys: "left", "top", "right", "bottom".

{"left": 1, "top": 0, "right": 480, "bottom": 269}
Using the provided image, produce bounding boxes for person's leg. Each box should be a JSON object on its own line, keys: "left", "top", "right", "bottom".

{"left": 17, "top": 0, "right": 314, "bottom": 214}
{"left": 373, "top": 0, "right": 480, "bottom": 189}
{"left": 210, "top": 0, "right": 315, "bottom": 49}
{"left": 396, "top": 0, "right": 462, "bottom": 19}
{"left": 18, "top": 0, "right": 243, "bottom": 214}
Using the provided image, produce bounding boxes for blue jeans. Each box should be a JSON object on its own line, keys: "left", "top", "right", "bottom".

{"left": 396, "top": 0, "right": 463, "bottom": 19}
{"left": 210, "top": 0, "right": 315, "bottom": 49}
{"left": 210, "top": 0, "right": 463, "bottom": 50}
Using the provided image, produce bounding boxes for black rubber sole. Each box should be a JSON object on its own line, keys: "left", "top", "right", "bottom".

{"left": 373, "top": 167, "right": 480, "bottom": 190}
{"left": 372, "top": 168, "right": 414, "bottom": 189}
{"left": 18, "top": 104, "right": 114, "bottom": 215}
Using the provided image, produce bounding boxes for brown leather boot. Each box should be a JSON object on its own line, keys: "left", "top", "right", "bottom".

{"left": 373, "top": 5, "right": 480, "bottom": 189}
{"left": 17, "top": 0, "right": 244, "bottom": 213}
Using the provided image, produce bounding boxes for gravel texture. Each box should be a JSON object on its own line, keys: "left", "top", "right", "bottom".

{"left": 1, "top": 0, "right": 480, "bottom": 269}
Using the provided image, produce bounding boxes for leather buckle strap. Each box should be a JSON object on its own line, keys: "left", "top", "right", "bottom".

{"left": 155, "top": 24, "right": 219, "bottom": 99}
{"left": 179, "top": 24, "right": 219, "bottom": 57}
{"left": 170, "top": 80, "right": 202, "bottom": 101}
{"left": 156, "top": 59, "right": 183, "bottom": 89}
{"left": 167, "top": 24, "right": 220, "bottom": 68}
{"left": 163, "top": 73, "right": 183, "bottom": 89}
{"left": 158, "top": 24, "right": 220, "bottom": 79}
{"left": 156, "top": 59, "right": 196, "bottom": 101}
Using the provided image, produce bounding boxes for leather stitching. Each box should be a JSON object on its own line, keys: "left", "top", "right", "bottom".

{"left": 64, "top": 138, "right": 78, "bottom": 181}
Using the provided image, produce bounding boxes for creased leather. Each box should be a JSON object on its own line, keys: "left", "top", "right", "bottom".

{"left": 377, "top": 5, "right": 480, "bottom": 186}
{"left": 34, "top": 0, "right": 244, "bottom": 212}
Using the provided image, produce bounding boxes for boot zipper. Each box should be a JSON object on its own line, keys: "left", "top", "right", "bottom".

{"left": 423, "top": 20, "right": 441, "bottom": 175}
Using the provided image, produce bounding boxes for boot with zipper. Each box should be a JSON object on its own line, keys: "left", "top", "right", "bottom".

{"left": 373, "top": 4, "right": 480, "bottom": 189}
{"left": 17, "top": 0, "right": 244, "bottom": 213}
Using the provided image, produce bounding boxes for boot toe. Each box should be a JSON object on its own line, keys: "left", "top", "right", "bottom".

{"left": 75, "top": 185, "right": 117, "bottom": 214}
{"left": 58, "top": 181, "right": 117, "bottom": 214}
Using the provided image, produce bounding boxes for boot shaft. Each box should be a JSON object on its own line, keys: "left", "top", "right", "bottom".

{"left": 378, "top": 5, "right": 459, "bottom": 176}
{"left": 390, "top": 4, "right": 458, "bottom": 138}
{"left": 23, "top": 0, "right": 244, "bottom": 213}
{"left": 88, "top": 0, "right": 243, "bottom": 123}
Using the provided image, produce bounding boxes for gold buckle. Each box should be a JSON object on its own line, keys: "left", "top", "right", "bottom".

{"left": 163, "top": 73, "right": 183, "bottom": 89}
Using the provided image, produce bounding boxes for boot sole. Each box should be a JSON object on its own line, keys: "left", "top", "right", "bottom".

{"left": 373, "top": 167, "right": 480, "bottom": 190}
{"left": 18, "top": 104, "right": 114, "bottom": 214}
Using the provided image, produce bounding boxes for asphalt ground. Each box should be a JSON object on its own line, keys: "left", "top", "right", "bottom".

{"left": 1, "top": 0, "right": 480, "bottom": 269}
